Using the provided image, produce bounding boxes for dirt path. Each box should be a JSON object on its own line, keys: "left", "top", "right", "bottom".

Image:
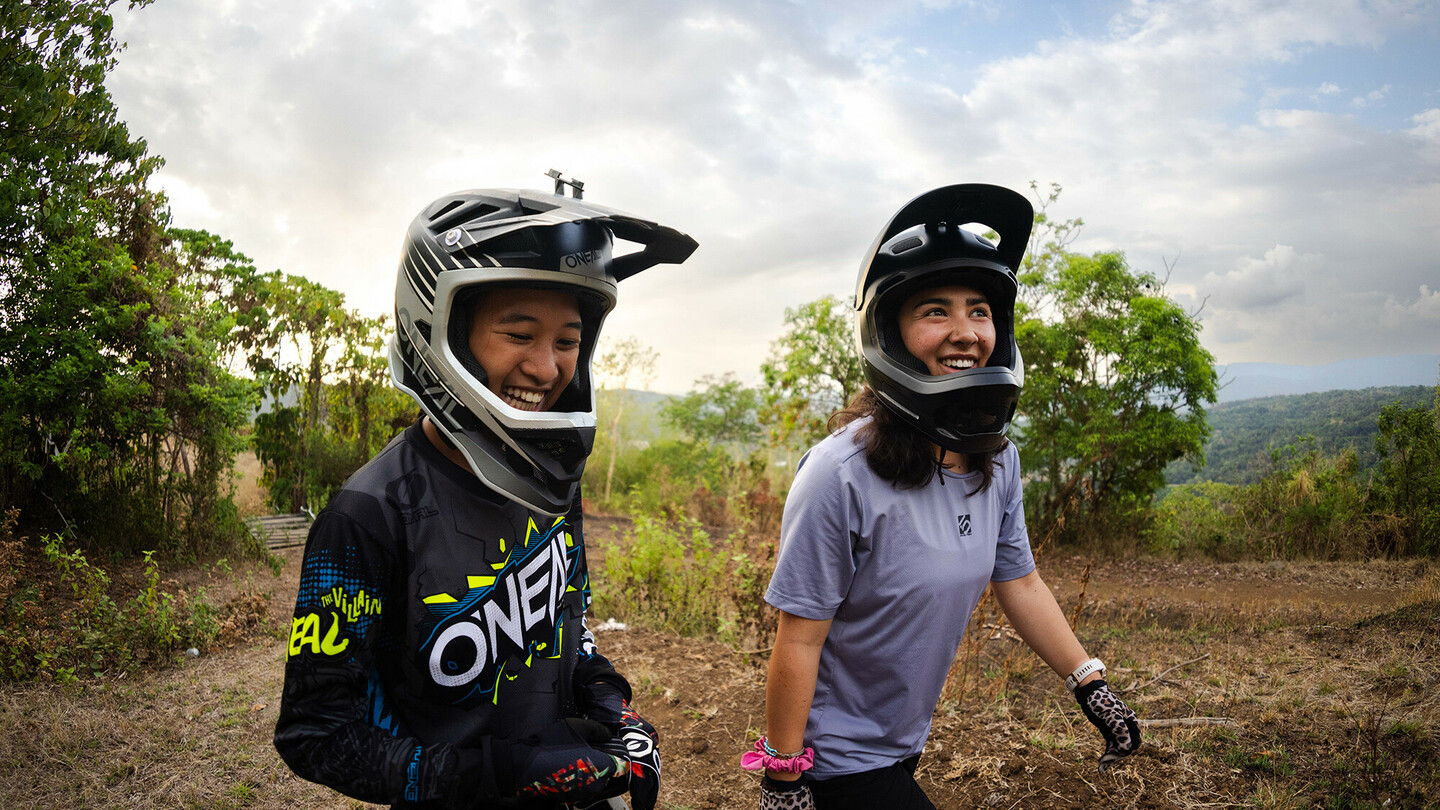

{"left": 0, "top": 541, "right": 1434, "bottom": 809}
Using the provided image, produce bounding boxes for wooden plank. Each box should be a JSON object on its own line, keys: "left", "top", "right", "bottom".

{"left": 246, "top": 513, "right": 313, "bottom": 550}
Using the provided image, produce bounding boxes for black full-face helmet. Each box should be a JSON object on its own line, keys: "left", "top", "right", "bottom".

{"left": 854, "top": 184, "right": 1033, "bottom": 454}
{"left": 390, "top": 186, "right": 697, "bottom": 515}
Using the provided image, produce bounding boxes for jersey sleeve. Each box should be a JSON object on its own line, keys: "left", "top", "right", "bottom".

{"left": 990, "top": 443, "right": 1036, "bottom": 582}
{"left": 273, "top": 492, "right": 484, "bottom": 807}
{"left": 765, "top": 443, "right": 863, "bottom": 620}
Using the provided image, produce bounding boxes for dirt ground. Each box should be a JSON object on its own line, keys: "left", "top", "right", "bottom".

{"left": 0, "top": 521, "right": 1435, "bottom": 810}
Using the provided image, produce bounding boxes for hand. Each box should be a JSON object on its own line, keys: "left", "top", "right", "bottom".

{"left": 503, "top": 717, "right": 627, "bottom": 802}
{"left": 577, "top": 678, "right": 630, "bottom": 730}
{"left": 760, "top": 774, "right": 815, "bottom": 810}
{"left": 593, "top": 702, "right": 661, "bottom": 810}
{"left": 1074, "top": 679, "right": 1141, "bottom": 772}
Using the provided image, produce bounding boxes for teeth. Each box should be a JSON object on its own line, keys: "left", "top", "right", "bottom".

{"left": 502, "top": 388, "right": 546, "bottom": 410}
{"left": 942, "top": 359, "right": 975, "bottom": 370}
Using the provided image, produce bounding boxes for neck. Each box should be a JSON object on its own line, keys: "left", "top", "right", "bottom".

{"left": 422, "top": 416, "right": 476, "bottom": 474}
{"left": 932, "top": 445, "right": 969, "bottom": 473}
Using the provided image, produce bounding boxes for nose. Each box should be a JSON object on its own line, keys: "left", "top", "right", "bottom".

{"left": 519, "top": 345, "right": 561, "bottom": 384}
{"left": 948, "top": 315, "right": 978, "bottom": 346}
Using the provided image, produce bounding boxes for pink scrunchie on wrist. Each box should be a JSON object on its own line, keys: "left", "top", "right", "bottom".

{"left": 740, "top": 738, "right": 815, "bottom": 774}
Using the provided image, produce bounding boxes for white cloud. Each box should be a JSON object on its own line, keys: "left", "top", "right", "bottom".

{"left": 1317, "top": 81, "right": 1343, "bottom": 95}
{"left": 1204, "top": 245, "right": 1324, "bottom": 309}
{"left": 107, "top": 0, "right": 1440, "bottom": 389}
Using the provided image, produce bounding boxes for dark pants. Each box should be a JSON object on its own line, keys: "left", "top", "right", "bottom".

{"left": 808, "top": 755, "right": 934, "bottom": 810}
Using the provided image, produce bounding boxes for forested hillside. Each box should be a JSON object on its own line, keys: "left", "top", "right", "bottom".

{"left": 1166, "top": 385, "right": 1435, "bottom": 485}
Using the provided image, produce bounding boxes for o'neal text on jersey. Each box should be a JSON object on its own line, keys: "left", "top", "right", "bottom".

{"left": 421, "top": 521, "right": 573, "bottom": 694}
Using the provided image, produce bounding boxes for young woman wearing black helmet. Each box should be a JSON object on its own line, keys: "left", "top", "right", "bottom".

{"left": 275, "top": 182, "right": 696, "bottom": 810}
{"left": 749, "top": 185, "right": 1141, "bottom": 809}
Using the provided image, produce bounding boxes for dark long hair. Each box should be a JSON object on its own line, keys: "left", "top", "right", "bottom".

{"left": 829, "top": 386, "right": 1002, "bottom": 493}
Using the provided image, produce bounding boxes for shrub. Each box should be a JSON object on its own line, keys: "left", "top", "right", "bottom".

{"left": 0, "top": 524, "right": 234, "bottom": 682}
{"left": 593, "top": 514, "right": 778, "bottom": 649}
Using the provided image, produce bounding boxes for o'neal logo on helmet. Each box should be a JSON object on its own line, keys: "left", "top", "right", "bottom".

{"left": 562, "top": 249, "right": 602, "bottom": 268}
{"left": 417, "top": 517, "right": 577, "bottom": 700}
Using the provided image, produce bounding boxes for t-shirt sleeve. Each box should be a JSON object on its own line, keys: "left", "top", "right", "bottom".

{"left": 991, "top": 443, "right": 1036, "bottom": 582}
{"left": 765, "top": 445, "right": 862, "bottom": 620}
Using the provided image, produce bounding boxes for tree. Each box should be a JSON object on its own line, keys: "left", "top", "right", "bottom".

{"left": 1016, "top": 249, "right": 1217, "bottom": 540}
{"left": 592, "top": 335, "right": 658, "bottom": 502}
{"left": 1370, "top": 376, "right": 1440, "bottom": 555}
{"left": 759, "top": 294, "right": 865, "bottom": 449}
{"left": 0, "top": 1, "right": 268, "bottom": 556}
{"left": 662, "top": 373, "right": 762, "bottom": 450}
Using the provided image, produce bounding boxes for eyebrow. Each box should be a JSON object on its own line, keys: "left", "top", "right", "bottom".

{"left": 913, "top": 294, "right": 989, "bottom": 309}
{"left": 495, "top": 312, "right": 584, "bottom": 330}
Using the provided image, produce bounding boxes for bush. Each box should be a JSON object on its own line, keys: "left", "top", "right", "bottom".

{"left": 592, "top": 514, "right": 777, "bottom": 649}
{"left": 0, "top": 518, "right": 234, "bottom": 683}
{"left": 1151, "top": 482, "right": 1242, "bottom": 559}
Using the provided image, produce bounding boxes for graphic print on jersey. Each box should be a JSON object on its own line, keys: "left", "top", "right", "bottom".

{"left": 290, "top": 546, "right": 385, "bottom": 660}
{"left": 417, "top": 515, "right": 583, "bottom": 703}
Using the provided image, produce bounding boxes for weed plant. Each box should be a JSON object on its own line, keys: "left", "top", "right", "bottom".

{"left": 0, "top": 508, "right": 237, "bottom": 683}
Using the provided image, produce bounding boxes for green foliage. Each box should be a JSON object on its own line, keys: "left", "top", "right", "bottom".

{"left": 662, "top": 372, "right": 762, "bottom": 450}
{"left": 1151, "top": 481, "right": 1241, "bottom": 557}
{"left": 1, "top": 1, "right": 262, "bottom": 559}
{"left": 759, "top": 294, "right": 864, "bottom": 449}
{"left": 1, "top": 527, "right": 222, "bottom": 682}
{"left": 1165, "top": 386, "right": 1436, "bottom": 486}
{"left": 242, "top": 273, "right": 409, "bottom": 513}
{"left": 1154, "top": 439, "right": 1377, "bottom": 559}
{"left": 1017, "top": 249, "right": 1217, "bottom": 543}
{"left": 608, "top": 440, "right": 740, "bottom": 517}
{"left": 592, "top": 514, "right": 777, "bottom": 647}
{"left": 1154, "top": 378, "right": 1440, "bottom": 560}
{"left": 1369, "top": 388, "right": 1440, "bottom": 555}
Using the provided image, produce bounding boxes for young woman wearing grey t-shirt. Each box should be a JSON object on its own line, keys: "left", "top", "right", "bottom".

{"left": 748, "top": 185, "right": 1141, "bottom": 810}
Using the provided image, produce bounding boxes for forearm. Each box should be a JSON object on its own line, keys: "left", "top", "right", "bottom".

{"left": 992, "top": 570, "right": 1100, "bottom": 687}
{"left": 764, "top": 612, "right": 831, "bottom": 778}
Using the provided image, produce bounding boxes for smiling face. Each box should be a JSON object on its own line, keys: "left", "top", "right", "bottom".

{"left": 468, "top": 287, "right": 583, "bottom": 412}
{"left": 897, "top": 283, "right": 996, "bottom": 376}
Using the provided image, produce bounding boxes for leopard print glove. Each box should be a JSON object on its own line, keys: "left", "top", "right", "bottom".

{"left": 1075, "top": 678, "right": 1141, "bottom": 772}
{"left": 760, "top": 775, "right": 815, "bottom": 810}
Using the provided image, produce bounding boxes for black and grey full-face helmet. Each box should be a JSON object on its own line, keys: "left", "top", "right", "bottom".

{"left": 390, "top": 186, "right": 697, "bottom": 515}
{"left": 854, "top": 184, "right": 1033, "bottom": 454}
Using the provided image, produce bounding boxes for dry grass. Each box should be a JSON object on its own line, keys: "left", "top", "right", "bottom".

{"left": 0, "top": 544, "right": 1435, "bottom": 809}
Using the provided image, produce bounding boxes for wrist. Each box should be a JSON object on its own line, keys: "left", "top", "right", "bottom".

{"left": 1064, "top": 658, "right": 1105, "bottom": 692}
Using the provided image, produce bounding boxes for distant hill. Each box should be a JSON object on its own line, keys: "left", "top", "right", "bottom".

{"left": 1215, "top": 354, "right": 1440, "bottom": 403}
{"left": 1166, "top": 385, "right": 1436, "bottom": 485}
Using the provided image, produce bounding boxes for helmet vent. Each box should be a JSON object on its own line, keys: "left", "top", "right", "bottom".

{"left": 431, "top": 201, "right": 501, "bottom": 232}
{"left": 889, "top": 236, "right": 923, "bottom": 255}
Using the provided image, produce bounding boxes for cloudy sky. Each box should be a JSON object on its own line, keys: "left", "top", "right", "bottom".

{"left": 108, "top": 0, "right": 1440, "bottom": 394}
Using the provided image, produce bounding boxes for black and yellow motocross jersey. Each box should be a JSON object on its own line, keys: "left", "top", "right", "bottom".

{"left": 274, "top": 420, "right": 623, "bottom": 808}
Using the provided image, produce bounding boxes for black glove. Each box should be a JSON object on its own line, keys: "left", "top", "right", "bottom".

{"left": 1075, "top": 679, "right": 1141, "bottom": 772}
{"left": 760, "top": 774, "right": 815, "bottom": 810}
{"left": 577, "top": 678, "right": 661, "bottom": 809}
{"left": 577, "top": 678, "right": 630, "bottom": 730}
{"left": 495, "top": 717, "right": 628, "bottom": 803}
{"left": 591, "top": 700, "right": 660, "bottom": 810}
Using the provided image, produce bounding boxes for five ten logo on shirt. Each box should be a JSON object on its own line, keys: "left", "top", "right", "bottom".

{"left": 957, "top": 514, "right": 972, "bottom": 537}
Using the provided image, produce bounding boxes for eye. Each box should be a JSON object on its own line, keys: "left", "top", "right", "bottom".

{"left": 557, "top": 337, "right": 581, "bottom": 351}
{"left": 503, "top": 331, "right": 533, "bottom": 343}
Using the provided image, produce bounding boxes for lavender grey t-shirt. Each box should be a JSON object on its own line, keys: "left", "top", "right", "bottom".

{"left": 765, "top": 422, "right": 1034, "bottom": 779}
